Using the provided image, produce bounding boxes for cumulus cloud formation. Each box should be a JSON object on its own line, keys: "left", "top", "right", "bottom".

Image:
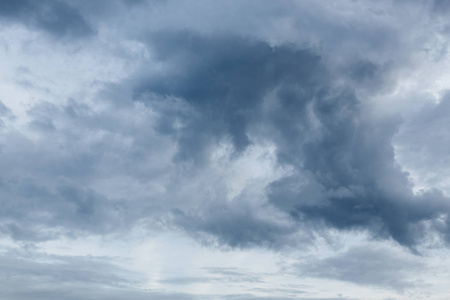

{"left": 129, "top": 30, "right": 449, "bottom": 249}
{"left": 1, "top": 0, "right": 450, "bottom": 299}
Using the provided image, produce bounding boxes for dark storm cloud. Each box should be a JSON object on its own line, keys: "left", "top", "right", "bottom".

{"left": 0, "top": 0, "right": 95, "bottom": 38}
{"left": 131, "top": 31, "right": 450, "bottom": 249}
{"left": 134, "top": 32, "right": 324, "bottom": 162}
{"left": 267, "top": 94, "right": 448, "bottom": 249}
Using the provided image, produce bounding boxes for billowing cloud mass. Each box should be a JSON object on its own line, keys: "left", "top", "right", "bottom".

{"left": 2, "top": 0, "right": 450, "bottom": 299}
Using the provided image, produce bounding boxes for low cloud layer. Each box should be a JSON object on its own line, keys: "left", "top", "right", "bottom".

{"left": 296, "top": 244, "right": 425, "bottom": 291}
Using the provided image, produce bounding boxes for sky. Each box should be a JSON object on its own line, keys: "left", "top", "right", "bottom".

{"left": 1, "top": 0, "right": 450, "bottom": 299}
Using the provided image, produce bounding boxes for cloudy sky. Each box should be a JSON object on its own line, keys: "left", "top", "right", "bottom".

{"left": 2, "top": 0, "right": 450, "bottom": 299}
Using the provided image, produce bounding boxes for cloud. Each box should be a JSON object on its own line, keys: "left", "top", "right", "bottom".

{"left": 0, "top": 96, "right": 175, "bottom": 241}
{"left": 3, "top": 1, "right": 450, "bottom": 298}
{"left": 124, "top": 30, "right": 450, "bottom": 249}
{"left": 1, "top": 23, "right": 449, "bottom": 250}
{"left": 225, "top": 296, "right": 354, "bottom": 300}
{"left": 0, "top": 245, "right": 149, "bottom": 300}
{"left": 0, "top": 0, "right": 95, "bottom": 38}
{"left": 0, "top": 100, "right": 12, "bottom": 116}
{"left": 4, "top": 0, "right": 450, "bottom": 300}
{"left": 0, "top": 244, "right": 357, "bottom": 300}
{"left": 395, "top": 92, "right": 450, "bottom": 192}
{"left": 296, "top": 244, "right": 425, "bottom": 291}
{"left": 134, "top": 32, "right": 323, "bottom": 160}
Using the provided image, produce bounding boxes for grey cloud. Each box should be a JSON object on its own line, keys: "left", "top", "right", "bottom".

{"left": 0, "top": 100, "right": 13, "bottom": 129}
{"left": 296, "top": 245, "right": 425, "bottom": 291}
{"left": 160, "top": 267, "right": 262, "bottom": 285}
{"left": 0, "top": 246, "right": 334, "bottom": 300}
{"left": 394, "top": 93, "right": 450, "bottom": 242}
{"left": 432, "top": 0, "right": 450, "bottom": 13}
{"left": 1, "top": 289, "right": 196, "bottom": 300}
{"left": 266, "top": 83, "right": 448, "bottom": 249}
{"left": 4, "top": 0, "right": 450, "bottom": 299}
{"left": 158, "top": 276, "right": 209, "bottom": 285}
{"left": 0, "top": 0, "right": 95, "bottom": 38}
{"left": 395, "top": 93, "right": 450, "bottom": 185}
{"left": 0, "top": 0, "right": 449, "bottom": 261}
{"left": 0, "top": 178, "right": 125, "bottom": 241}
{"left": 171, "top": 201, "right": 303, "bottom": 249}
{"left": 134, "top": 32, "right": 324, "bottom": 161}
{"left": 127, "top": 31, "right": 450, "bottom": 249}
{"left": 225, "top": 296, "right": 354, "bottom": 300}
{"left": 0, "top": 25, "right": 448, "bottom": 252}
{"left": 205, "top": 267, "right": 262, "bottom": 278}
{"left": 0, "top": 246, "right": 147, "bottom": 300}
{"left": 0, "top": 100, "right": 12, "bottom": 116}
{"left": 0, "top": 98, "right": 173, "bottom": 242}
{"left": 0, "top": 246, "right": 281, "bottom": 300}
